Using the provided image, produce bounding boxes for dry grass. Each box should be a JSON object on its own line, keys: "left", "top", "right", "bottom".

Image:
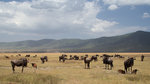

{"left": 0, "top": 53, "right": 150, "bottom": 84}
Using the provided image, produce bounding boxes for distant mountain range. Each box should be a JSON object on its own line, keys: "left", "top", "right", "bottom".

{"left": 0, "top": 31, "right": 150, "bottom": 53}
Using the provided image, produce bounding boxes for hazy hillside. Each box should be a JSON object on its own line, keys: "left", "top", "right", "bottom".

{"left": 0, "top": 31, "right": 150, "bottom": 52}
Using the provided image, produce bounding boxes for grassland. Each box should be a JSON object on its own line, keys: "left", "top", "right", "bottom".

{"left": 0, "top": 53, "right": 150, "bottom": 84}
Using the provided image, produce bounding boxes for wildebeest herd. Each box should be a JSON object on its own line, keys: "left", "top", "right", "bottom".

{"left": 2, "top": 53, "right": 145, "bottom": 74}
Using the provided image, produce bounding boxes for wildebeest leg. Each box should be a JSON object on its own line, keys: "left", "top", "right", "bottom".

{"left": 63, "top": 58, "right": 65, "bottom": 62}
{"left": 22, "top": 66, "right": 24, "bottom": 73}
{"left": 110, "top": 64, "right": 112, "bottom": 70}
{"left": 131, "top": 67, "right": 132, "bottom": 72}
{"left": 88, "top": 62, "right": 90, "bottom": 69}
{"left": 12, "top": 65, "right": 15, "bottom": 73}
{"left": 42, "top": 60, "right": 45, "bottom": 64}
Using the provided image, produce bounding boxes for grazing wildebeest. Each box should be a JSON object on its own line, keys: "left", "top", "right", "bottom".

{"left": 11, "top": 58, "right": 28, "bottom": 73}
{"left": 103, "top": 56, "right": 113, "bottom": 70}
{"left": 141, "top": 55, "right": 144, "bottom": 61}
{"left": 31, "top": 63, "right": 37, "bottom": 69}
{"left": 118, "top": 69, "right": 125, "bottom": 74}
{"left": 84, "top": 56, "right": 94, "bottom": 69}
{"left": 91, "top": 56, "right": 98, "bottom": 61}
{"left": 69, "top": 55, "right": 73, "bottom": 60}
{"left": 73, "top": 55, "right": 79, "bottom": 60}
{"left": 18, "top": 54, "right": 21, "bottom": 56}
{"left": 59, "top": 54, "right": 67, "bottom": 62}
{"left": 114, "top": 54, "right": 124, "bottom": 58}
{"left": 4, "top": 56, "right": 9, "bottom": 59}
{"left": 40, "top": 56, "right": 48, "bottom": 63}
{"left": 131, "top": 69, "right": 138, "bottom": 74}
{"left": 33, "top": 55, "right": 37, "bottom": 58}
{"left": 124, "top": 57, "right": 135, "bottom": 73}
{"left": 25, "top": 55, "right": 30, "bottom": 57}
{"left": 80, "top": 56, "right": 84, "bottom": 60}
{"left": 103, "top": 54, "right": 113, "bottom": 58}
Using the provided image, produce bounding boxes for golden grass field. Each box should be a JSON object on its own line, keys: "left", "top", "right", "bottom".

{"left": 0, "top": 53, "right": 150, "bottom": 84}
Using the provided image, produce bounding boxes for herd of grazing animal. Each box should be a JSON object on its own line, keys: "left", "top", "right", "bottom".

{"left": 1, "top": 53, "right": 145, "bottom": 74}
{"left": 2, "top": 54, "right": 48, "bottom": 73}
{"left": 58, "top": 54, "right": 145, "bottom": 74}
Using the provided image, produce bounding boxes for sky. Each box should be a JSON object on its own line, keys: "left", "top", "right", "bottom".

{"left": 0, "top": 0, "right": 150, "bottom": 42}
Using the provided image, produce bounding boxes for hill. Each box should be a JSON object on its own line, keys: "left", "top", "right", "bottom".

{"left": 0, "top": 31, "right": 150, "bottom": 52}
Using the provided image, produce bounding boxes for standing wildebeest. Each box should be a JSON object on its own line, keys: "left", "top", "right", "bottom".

{"left": 69, "top": 55, "right": 73, "bottom": 60}
{"left": 33, "top": 55, "right": 37, "bottom": 58}
{"left": 40, "top": 56, "right": 48, "bottom": 63}
{"left": 84, "top": 56, "right": 94, "bottom": 69}
{"left": 59, "top": 54, "right": 67, "bottom": 62}
{"left": 141, "top": 55, "right": 144, "bottom": 61}
{"left": 91, "top": 56, "right": 98, "bottom": 61}
{"left": 124, "top": 57, "right": 135, "bottom": 73}
{"left": 11, "top": 58, "right": 28, "bottom": 73}
{"left": 25, "top": 55, "right": 30, "bottom": 57}
{"left": 103, "top": 56, "right": 113, "bottom": 70}
{"left": 73, "top": 55, "right": 79, "bottom": 60}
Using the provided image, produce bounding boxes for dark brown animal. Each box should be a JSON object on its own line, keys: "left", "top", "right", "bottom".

{"left": 4, "top": 56, "right": 9, "bottom": 59}
{"left": 84, "top": 56, "right": 94, "bottom": 69}
{"left": 59, "top": 54, "right": 67, "bottom": 62}
{"left": 124, "top": 57, "right": 135, "bottom": 73}
{"left": 118, "top": 69, "right": 125, "bottom": 74}
{"left": 33, "top": 55, "right": 37, "bottom": 58}
{"left": 73, "top": 55, "right": 79, "bottom": 60}
{"left": 40, "top": 56, "right": 48, "bottom": 63}
{"left": 25, "top": 55, "right": 30, "bottom": 57}
{"left": 131, "top": 69, "right": 138, "bottom": 74}
{"left": 141, "top": 55, "right": 144, "bottom": 61}
{"left": 31, "top": 63, "right": 37, "bottom": 69}
{"left": 91, "top": 56, "right": 98, "bottom": 61}
{"left": 103, "top": 56, "right": 113, "bottom": 70}
{"left": 11, "top": 58, "right": 28, "bottom": 73}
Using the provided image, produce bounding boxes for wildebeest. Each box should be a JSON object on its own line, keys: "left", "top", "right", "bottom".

{"left": 69, "top": 55, "right": 73, "bottom": 60}
{"left": 84, "top": 56, "right": 94, "bottom": 69}
{"left": 131, "top": 69, "right": 138, "bottom": 74}
{"left": 73, "top": 55, "right": 79, "bottom": 60}
{"left": 40, "top": 56, "right": 48, "bottom": 63}
{"left": 80, "top": 56, "right": 84, "bottom": 60}
{"left": 91, "top": 56, "right": 98, "bottom": 61}
{"left": 103, "top": 56, "right": 113, "bottom": 70}
{"left": 59, "top": 54, "right": 67, "bottom": 62}
{"left": 114, "top": 54, "right": 124, "bottom": 58}
{"left": 25, "top": 55, "right": 30, "bottom": 57}
{"left": 31, "top": 63, "right": 37, "bottom": 69}
{"left": 4, "top": 56, "right": 9, "bottom": 59}
{"left": 141, "top": 55, "right": 144, "bottom": 61}
{"left": 33, "top": 55, "right": 37, "bottom": 58}
{"left": 11, "top": 58, "right": 28, "bottom": 73}
{"left": 124, "top": 57, "right": 135, "bottom": 73}
{"left": 103, "top": 54, "right": 113, "bottom": 58}
{"left": 118, "top": 69, "right": 125, "bottom": 74}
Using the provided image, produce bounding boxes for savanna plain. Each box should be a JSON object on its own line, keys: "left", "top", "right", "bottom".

{"left": 0, "top": 53, "right": 150, "bottom": 84}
